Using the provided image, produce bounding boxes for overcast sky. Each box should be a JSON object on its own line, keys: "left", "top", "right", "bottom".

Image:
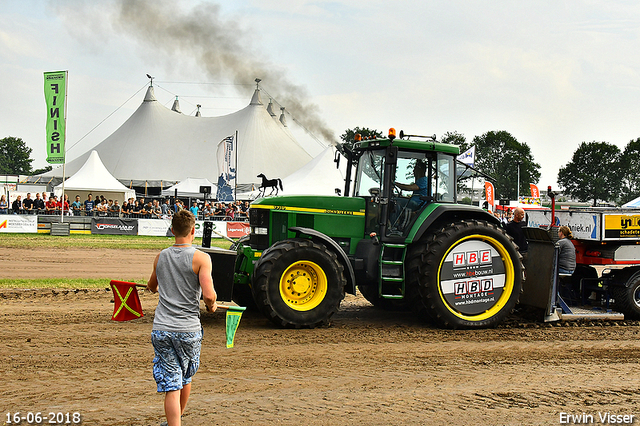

{"left": 2, "top": 0, "right": 640, "bottom": 189}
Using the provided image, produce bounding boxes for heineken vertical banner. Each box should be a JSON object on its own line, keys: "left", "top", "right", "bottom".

{"left": 216, "top": 135, "right": 236, "bottom": 201}
{"left": 44, "top": 71, "right": 68, "bottom": 164}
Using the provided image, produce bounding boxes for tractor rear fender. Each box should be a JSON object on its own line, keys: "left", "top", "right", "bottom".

{"left": 411, "top": 204, "right": 500, "bottom": 242}
{"left": 289, "top": 226, "right": 357, "bottom": 295}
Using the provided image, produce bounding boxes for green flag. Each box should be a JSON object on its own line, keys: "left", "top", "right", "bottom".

{"left": 225, "top": 306, "right": 246, "bottom": 348}
{"left": 44, "top": 71, "right": 67, "bottom": 164}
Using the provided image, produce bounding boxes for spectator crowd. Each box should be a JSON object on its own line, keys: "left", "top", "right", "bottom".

{"left": 4, "top": 193, "right": 250, "bottom": 221}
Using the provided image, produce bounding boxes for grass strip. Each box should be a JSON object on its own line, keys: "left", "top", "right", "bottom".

{"left": 0, "top": 233, "right": 233, "bottom": 250}
{"left": 0, "top": 278, "right": 147, "bottom": 289}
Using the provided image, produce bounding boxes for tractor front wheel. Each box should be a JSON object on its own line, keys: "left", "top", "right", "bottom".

{"left": 252, "top": 239, "right": 346, "bottom": 328}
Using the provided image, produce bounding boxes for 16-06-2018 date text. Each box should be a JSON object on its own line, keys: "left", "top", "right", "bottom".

{"left": 5, "top": 412, "right": 82, "bottom": 424}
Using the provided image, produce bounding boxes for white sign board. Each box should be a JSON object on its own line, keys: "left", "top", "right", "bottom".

{"left": 527, "top": 210, "right": 599, "bottom": 240}
{"left": 0, "top": 214, "right": 38, "bottom": 233}
{"left": 137, "top": 219, "right": 228, "bottom": 238}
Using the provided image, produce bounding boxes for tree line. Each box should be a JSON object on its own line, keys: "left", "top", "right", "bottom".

{"left": 3, "top": 132, "right": 640, "bottom": 206}
{"left": 0, "top": 136, "right": 51, "bottom": 176}
{"left": 341, "top": 129, "right": 640, "bottom": 206}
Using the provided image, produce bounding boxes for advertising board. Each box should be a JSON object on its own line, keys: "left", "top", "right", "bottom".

{"left": 0, "top": 214, "right": 38, "bottom": 233}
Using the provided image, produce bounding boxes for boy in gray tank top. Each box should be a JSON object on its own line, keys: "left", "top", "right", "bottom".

{"left": 146, "top": 210, "right": 217, "bottom": 426}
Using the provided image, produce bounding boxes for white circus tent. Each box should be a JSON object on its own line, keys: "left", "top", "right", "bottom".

{"left": 237, "top": 146, "right": 350, "bottom": 199}
{"left": 161, "top": 177, "right": 217, "bottom": 198}
{"left": 54, "top": 150, "right": 136, "bottom": 204}
{"left": 41, "top": 83, "right": 320, "bottom": 191}
{"left": 622, "top": 196, "right": 640, "bottom": 208}
{"left": 280, "top": 146, "right": 346, "bottom": 196}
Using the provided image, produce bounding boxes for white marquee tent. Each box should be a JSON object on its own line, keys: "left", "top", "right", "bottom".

{"left": 161, "top": 177, "right": 217, "bottom": 198}
{"left": 622, "top": 196, "right": 640, "bottom": 208}
{"left": 42, "top": 84, "right": 321, "bottom": 190}
{"left": 279, "top": 146, "right": 346, "bottom": 196}
{"left": 54, "top": 150, "right": 136, "bottom": 204}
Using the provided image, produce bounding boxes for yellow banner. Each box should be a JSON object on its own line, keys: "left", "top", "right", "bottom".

{"left": 604, "top": 214, "right": 640, "bottom": 238}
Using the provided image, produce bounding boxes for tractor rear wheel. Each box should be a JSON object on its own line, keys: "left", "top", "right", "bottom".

{"left": 252, "top": 238, "right": 346, "bottom": 328}
{"left": 406, "top": 220, "right": 523, "bottom": 329}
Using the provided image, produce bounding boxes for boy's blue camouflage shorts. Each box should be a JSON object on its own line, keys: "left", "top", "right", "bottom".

{"left": 151, "top": 329, "right": 203, "bottom": 392}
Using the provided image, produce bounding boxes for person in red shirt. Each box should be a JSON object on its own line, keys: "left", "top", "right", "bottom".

{"left": 57, "top": 195, "right": 70, "bottom": 215}
{"left": 46, "top": 196, "right": 58, "bottom": 215}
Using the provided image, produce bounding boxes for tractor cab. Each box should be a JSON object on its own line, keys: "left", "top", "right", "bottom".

{"left": 351, "top": 129, "right": 458, "bottom": 240}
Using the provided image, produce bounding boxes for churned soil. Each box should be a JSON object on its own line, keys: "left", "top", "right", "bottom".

{"left": 2, "top": 247, "right": 640, "bottom": 425}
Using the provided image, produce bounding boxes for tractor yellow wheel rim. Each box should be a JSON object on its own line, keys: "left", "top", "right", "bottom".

{"left": 279, "top": 260, "right": 327, "bottom": 311}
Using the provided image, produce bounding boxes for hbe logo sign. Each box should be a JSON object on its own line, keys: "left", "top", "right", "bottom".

{"left": 454, "top": 279, "right": 494, "bottom": 295}
{"left": 452, "top": 249, "right": 491, "bottom": 267}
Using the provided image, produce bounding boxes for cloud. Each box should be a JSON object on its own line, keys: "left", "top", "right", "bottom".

{"left": 54, "top": 0, "right": 337, "bottom": 143}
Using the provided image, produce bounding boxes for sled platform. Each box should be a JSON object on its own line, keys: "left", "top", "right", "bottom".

{"left": 556, "top": 296, "right": 624, "bottom": 321}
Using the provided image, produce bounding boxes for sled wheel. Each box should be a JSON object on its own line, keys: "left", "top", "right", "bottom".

{"left": 252, "top": 239, "right": 346, "bottom": 328}
{"left": 613, "top": 271, "right": 640, "bottom": 320}
{"left": 406, "top": 220, "right": 523, "bottom": 329}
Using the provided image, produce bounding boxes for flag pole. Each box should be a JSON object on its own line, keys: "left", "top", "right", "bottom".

{"left": 216, "top": 304, "right": 247, "bottom": 312}
{"left": 234, "top": 130, "right": 238, "bottom": 201}
{"left": 60, "top": 70, "right": 68, "bottom": 223}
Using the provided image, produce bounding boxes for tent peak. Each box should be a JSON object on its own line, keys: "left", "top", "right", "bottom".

{"left": 144, "top": 86, "right": 157, "bottom": 102}
{"left": 267, "top": 99, "right": 277, "bottom": 117}
{"left": 279, "top": 107, "right": 287, "bottom": 127}
{"left": 250, "top": 88, "right": 263, "bottom": 105}
{"left": 171, "top": 96, "right": 182, "bottom": 114}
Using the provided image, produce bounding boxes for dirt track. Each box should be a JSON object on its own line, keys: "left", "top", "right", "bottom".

{"left": 2, "top": 247, "right": 640, "bottom": 425}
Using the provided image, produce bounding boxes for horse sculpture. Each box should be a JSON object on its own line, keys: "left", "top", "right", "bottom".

{"left": 257, "top": 173, "right": 283, "bottom": 197}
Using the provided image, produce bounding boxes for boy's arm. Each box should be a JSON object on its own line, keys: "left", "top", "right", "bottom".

{"left": 146, "top": 253, "right": 160, "bottom": 293}
{"left": 194, "top": 250, "right": 217, "bottom": 312}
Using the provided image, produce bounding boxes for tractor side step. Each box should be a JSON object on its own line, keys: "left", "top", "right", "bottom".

{"left": 380, "top": 243, "right": 407, "bottom": 299}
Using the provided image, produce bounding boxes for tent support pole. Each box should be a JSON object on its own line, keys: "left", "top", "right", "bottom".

{"left": 61, "top": 161, "right": 65, "bottom": 223}
{"left": 234, "top": 130, "right": 238, "bottom": 201}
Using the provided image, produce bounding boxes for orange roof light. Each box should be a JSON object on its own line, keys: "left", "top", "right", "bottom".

{"left": 354, "top": 133, "right": 362, "bottom": 142}
{"left": 388, "top": 128, "right": 396, "bottom": 141}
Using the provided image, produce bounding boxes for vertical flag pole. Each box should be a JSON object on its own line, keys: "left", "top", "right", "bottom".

{"left": 234, "top": 130, "right": 238, "bottom": 201}
{"left": 60, "top": 71, "right": 68, "bottom": 223}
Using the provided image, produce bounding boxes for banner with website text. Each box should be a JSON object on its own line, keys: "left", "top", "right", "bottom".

{"left": 44, "top": 71, "right": 68, "bottom": 164}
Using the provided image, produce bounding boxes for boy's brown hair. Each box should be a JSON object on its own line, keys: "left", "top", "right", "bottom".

{"left": 172, "top": 210, "right": 196, "bottom": 237}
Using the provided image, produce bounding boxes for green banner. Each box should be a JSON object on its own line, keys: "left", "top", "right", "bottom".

{"left": 225, "top": 306, "right": 246, "bottom": 348}
{"left": 44, "top": 71, "right": 67, "bottom": 164}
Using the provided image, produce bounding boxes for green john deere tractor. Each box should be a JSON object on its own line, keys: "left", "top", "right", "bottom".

{"left": 220, "top": 129, "right": 523, "bottom": 329}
